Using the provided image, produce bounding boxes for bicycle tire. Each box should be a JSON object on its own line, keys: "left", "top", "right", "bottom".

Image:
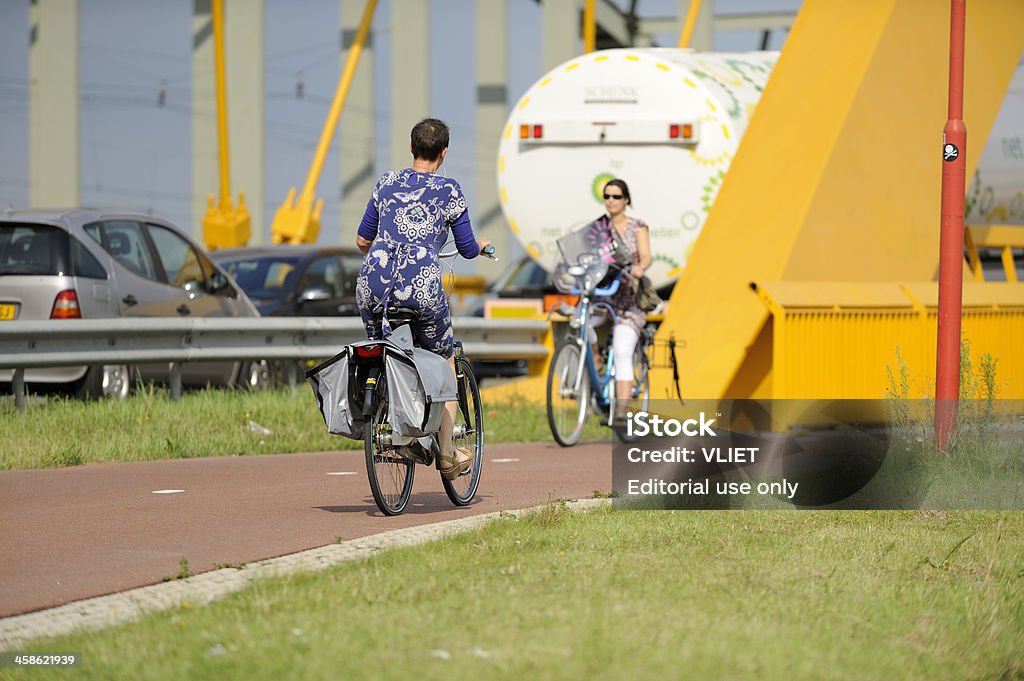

{"left": 546, "top": 342, "right": 590, "bottom": 447}
{"left": 613, "top": 353, "right": 650, "bottom": 443}
{"left": 441, "top": 357, "right": 483, "bottom": 506}
{"left": 364, "top": 377, "right": 415, "bottom": 516}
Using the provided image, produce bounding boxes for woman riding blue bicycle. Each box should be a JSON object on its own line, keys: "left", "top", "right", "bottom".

{"left": 545, "top": 178, "right": 655, "bottom": 446}
{"left": 589, "top": 178, "right": 652, "bottom": 424}
{"left": 355, "top": 118, "right": 491, "bottom": 481}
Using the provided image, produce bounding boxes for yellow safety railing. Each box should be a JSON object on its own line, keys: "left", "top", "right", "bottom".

{"left": 965, "top": 224, "right": 1024, "bottom": 283}
{"left": 751, "top": 281, "right": 1024, "bottom": 400}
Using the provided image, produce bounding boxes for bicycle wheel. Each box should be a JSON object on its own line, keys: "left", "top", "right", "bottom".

{"left": 613, "top": 348, "right": 650, "bottom": 443}
{"left": 442, "top": 357, "right": 483, "bottom": 506}
{"left": 546, "top": 342, "right": 590, "bottom": 447}
{"left": 364, "top": 377, "right": 415, "bottom": 516}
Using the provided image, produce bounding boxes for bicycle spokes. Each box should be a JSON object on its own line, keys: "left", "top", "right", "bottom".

{"left": 546, "top": 342, "right": 589, "bottom": 447}
{"left": 442, "top": 357, "right": 483, "bottom": 506}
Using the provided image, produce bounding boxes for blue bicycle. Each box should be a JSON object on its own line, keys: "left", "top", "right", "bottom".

{"left": 545, "top": 254, "right": 651, "bottom": 446}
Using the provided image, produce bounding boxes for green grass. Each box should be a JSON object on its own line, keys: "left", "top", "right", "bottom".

{"left": 0, "top": 386, "right": 609, "bottom": 470}
{"left": 8, "top": 508, "right": 1023, "bottom": 681}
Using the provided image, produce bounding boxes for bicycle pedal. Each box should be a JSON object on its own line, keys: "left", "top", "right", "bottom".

{"left": 601, "top": 415, "right": 629, "bottom": 427}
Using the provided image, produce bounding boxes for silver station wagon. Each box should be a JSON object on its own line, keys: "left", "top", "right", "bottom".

{"left": 0, "top": 208, "right": 268, "bottom": 398}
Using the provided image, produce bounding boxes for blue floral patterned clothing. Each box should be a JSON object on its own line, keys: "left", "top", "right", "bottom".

{"left": 356, "top": 168, "right": 480, "bottom": 359}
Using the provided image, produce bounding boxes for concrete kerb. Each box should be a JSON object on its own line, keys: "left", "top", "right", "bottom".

{"left": 0, "top": 497, "right": 611, "bottom": 650}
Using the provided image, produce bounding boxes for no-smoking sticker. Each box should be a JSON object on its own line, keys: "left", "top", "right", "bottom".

{"left": 943, "top": 143, "right": 959, "bottom": 162}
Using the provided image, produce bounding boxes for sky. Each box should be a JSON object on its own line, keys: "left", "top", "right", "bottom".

{"left": 0, "top": 0, "right": 801, "bottom": 251}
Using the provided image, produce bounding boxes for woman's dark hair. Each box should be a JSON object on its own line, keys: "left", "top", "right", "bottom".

{"left": 411, "top": 118, "right": 450, "bottom": 161}
{"left": 604, "top": 178, "right": 632, "bottom": 206}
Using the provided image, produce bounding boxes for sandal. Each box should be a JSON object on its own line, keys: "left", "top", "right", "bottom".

{"left": 439, "top": 446, "right": 473, "bottom": 481}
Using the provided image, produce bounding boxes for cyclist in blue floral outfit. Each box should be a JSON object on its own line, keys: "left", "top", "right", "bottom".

{"left": 355, "top": 118, "right": 490, "bottom": 480}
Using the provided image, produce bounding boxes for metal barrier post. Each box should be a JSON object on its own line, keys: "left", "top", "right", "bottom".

{"left": 169, "top": 363, "right": 182, "bottom": 400}
{"left": 13, "top": 368, "right": 25, "bottom": 412}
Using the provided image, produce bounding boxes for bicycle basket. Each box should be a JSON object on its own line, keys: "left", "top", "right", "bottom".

{"left": 555, "top": 219, "right": 616, "bottom": 267}
{"left": 556, "top": 221, "right": 622, "bottom": 295}
{"left": 552, "top": 261, "right": 577, "bottom": 294}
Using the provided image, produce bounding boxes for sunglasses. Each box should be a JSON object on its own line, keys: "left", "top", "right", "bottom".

{"left": 603, "top": 193, "right": 625, "bottom": 200}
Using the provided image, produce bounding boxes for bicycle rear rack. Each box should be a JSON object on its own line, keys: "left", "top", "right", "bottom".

{"left": 647, "top": 334, "right": 685, "bottom": 370}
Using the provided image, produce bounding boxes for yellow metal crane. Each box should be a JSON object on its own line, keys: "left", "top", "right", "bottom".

{"left": 202, "top": 0, "right": 251, "bottom": 250}
{"left": 270, "top": 0, "right": 378, "bottom": 244}
{"left": 678, "top": 0, "right": 704, "bottom": 48}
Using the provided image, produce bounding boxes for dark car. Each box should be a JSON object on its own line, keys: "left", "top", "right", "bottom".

{"left": 210, "top": 245, "right": 364, "bottom": 317}
{"left": 489, "top": 255, "right": 557, "bottom": 300}
{"left": 484, "top": 254, "right": 677, "bottom": 306}
{"left": 0, "top": 208, "right": 265, "bottom": 398}
{"left": 464, "top": 256, "right": 559, "bottom": 380}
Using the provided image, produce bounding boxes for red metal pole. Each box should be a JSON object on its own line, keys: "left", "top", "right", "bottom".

{"left": 935, "top": 0, "right": 967, "bottom": 450}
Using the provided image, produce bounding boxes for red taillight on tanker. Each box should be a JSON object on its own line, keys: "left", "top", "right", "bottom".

{"left": 669, "top": 123, "right": 694, "bottom": 140}
{"left": 50, "top": 289, "right": 81, "bottom": 319}
{"left": 520, "top": 124, "right": 544, "bottom": 139}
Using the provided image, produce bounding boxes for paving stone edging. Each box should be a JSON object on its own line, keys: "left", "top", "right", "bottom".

{"left": 0, "top": 498, "right": 610, "bottom": 650}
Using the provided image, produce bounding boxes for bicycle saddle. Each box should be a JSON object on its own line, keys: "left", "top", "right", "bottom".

{"left": 385, "top": 305, "right": 419, "bottom": 326}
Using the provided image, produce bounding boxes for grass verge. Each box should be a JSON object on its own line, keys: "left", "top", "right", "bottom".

{"left": 0, "top": 386, "right": 609, "bottom": 470}
{"left": 11, "top": 508, "right": 1024, "bottom": 680}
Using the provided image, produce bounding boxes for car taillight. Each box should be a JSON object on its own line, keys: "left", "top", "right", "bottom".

{"left": 50, "top": 289, "right": 81, "bottom": 319}
{"left": 355, "top": 345, "right": 383, "bottom": 358}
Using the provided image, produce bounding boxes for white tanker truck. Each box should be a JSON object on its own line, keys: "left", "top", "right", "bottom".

{"left": 497, "top": 49, "right": 1023, "bottom": 289}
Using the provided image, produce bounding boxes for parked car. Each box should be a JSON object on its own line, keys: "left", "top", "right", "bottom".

{"left": 488, "top": 255, "right": 558, "bottom": 301}
{"left": 0, "top": 208, "right": 267, "bottom": 398}
{"left": 484, "top": 254, "right": 677, "bottom": 304}
{"left": 209, "top": 245, "right": 364, "bottom": 317}
{"left": 463, "top": 256, "right": 559, "bottom": 380}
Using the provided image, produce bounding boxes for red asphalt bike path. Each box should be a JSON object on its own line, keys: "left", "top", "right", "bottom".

{"left": 0, "top": 441, "right": 612, "bottom": 618}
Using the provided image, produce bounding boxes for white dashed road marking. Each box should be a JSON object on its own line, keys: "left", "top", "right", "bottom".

{"left": 326, "top": 472, "right": 358, "bottom": 476}
{"left": 491, "top": 458, "right": 520, "bottom": 463}
{"left": 151, "top": 489, "right": 184, "bottom": 494}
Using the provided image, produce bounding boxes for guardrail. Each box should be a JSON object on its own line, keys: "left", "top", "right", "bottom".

{"left": 0, "top": 316, "right": 549, "bottom": 408}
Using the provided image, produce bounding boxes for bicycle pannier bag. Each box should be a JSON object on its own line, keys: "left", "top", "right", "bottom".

{"left": 374, "top": 324, "right": 458, "bottom": 438}
{"left": 384, "top": 346, "right": 457, "bottom": 438}
{"left": 307, "top": 348, "right": 365, "bottom": 440}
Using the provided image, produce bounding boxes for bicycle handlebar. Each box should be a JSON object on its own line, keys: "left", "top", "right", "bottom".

{"left": 439, "top": 244, "right": 499, "bottom": 262}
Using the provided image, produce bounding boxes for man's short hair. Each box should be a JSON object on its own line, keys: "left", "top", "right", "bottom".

{"left": 411, "top": 118, "right": 449, "bottom": 161}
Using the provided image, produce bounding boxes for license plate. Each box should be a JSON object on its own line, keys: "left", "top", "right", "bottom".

{"left": 0, "top": 304, "right": 16, "bottom": 320}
